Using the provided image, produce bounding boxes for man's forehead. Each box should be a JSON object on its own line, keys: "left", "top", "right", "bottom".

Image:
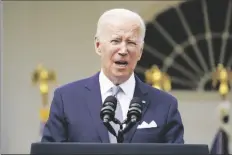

{"left": 107, "top": 19, "right": 140, "bottom": 29}
{"left": 103, "top": 22, "right": 140, "bottom": 36}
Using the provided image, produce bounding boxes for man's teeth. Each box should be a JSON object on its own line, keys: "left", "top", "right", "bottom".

{"left": 118, "top": 64, "right": 127, "bottom": 66}
{"left": 115, "top": 61, "right": 128, "bottom": 66}
{"left": 115, "top": 61, "right": 128, "bottom": 65}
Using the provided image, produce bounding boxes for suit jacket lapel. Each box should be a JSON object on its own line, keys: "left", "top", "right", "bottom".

{"left": 123, "top": 75, "right": 150, "bottom": 143}
{"left": 85, "top": 72, "right": 110, "bottom": 143}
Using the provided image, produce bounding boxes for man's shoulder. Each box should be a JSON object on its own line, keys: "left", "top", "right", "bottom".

{"left": 55, "top": 73, "right": 98, "bottom": 93}
{"left": 142, "top": 82, "right": 178, "bottom": 104}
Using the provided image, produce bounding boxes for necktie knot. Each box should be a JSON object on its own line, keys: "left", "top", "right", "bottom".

{"left": 111, "top": 86, "right": 121, "bottom": 97}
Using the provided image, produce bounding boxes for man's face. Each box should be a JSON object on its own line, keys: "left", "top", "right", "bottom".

{"left": 95, "top": 19, "right": 143, "bottom": 83}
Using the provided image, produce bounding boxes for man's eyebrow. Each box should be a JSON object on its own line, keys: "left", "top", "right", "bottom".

{"left": 111, "top": 37, "right": 121, "bottom": 40}
{"left": 127, "top": 39, "right": 136, "bottom": 41}
{"left": 127, "top": 38, "right": 138, "bottom": 42}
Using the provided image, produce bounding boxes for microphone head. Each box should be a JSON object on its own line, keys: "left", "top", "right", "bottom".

{"left": 127, "top": 97, "right": 143, "bottom": 122}
{"left": 100, "top": 95, "right": 118, "bottom": 122}
{"left": 130, "top": 97, "right": 143, "bottom": 104}
{"left": 104, "top": 95, "right": 118, "bottom": 105}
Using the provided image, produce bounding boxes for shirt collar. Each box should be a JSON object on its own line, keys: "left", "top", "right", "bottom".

{"left": 99, "top": 70, "right": 135, "bottom": 96}
{"left": 119, "top": 72, "right": 135, "bottom": 97}
{"left": 99, "top": 70, "right": 115, "bottom": 95}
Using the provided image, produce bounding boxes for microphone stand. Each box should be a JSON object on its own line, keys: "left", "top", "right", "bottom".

{"left": 113, "top": 118, "right": 137, "bottom": 143}
{"left": 103, "top": 118, "right": 138, "bottom": 143}
{"left": 117, "top": 125, "right": 124, "bottom": 143}
{"left": 112, "top": 118, "right": 123, "bottom": 143}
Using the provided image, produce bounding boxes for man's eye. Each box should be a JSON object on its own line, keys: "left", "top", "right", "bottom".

{"left": 111, "top": 40, "right": 120, "bottom": 43}
{"left": 128, "top": 41, "right": 136, "bottom": 45}
{"left": 111, "top": 40, "right": 121, "bottom": 44}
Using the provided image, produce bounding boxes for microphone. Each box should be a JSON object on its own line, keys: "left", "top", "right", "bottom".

{"left": 127, "top": 97, "right": 143, "bottom": 123}
{"left": 100, "top": 95, "right": 118, "bottom": 123}
{"left": 122, "top": 97, "right": 143, "bottom": 134}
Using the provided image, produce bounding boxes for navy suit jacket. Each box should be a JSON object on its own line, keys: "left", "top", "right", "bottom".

{"left": 41, "top": 72, "right": 184, "bottom": 143}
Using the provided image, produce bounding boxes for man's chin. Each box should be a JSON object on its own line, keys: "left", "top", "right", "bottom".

{"left": 113, "top": 70, "right": 129, "bottom": 77}
{"left": 112, "top": 71, "right": 132, "bottom": 82}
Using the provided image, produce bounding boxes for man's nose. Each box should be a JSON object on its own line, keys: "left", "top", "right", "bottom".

{"left": 118, "top": 46, "right": 128, "bottom": 56}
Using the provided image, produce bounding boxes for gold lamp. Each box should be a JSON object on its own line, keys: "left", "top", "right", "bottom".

{"left": 145, "top": 65, "right": 172, "bottom": 92}
{"left": 212, "top": 63, "right": 232, "bottom": 98}
{"left": 32, "top": 64, "right": 57, "bottom": 128}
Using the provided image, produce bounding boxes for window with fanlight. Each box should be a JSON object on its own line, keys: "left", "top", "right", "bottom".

{"left": 135, "top": 0, "right": 232, "bottom": 91}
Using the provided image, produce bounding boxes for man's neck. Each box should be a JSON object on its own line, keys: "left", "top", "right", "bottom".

{"left": 101, "top": 69, "right": 132, "bottom": 85}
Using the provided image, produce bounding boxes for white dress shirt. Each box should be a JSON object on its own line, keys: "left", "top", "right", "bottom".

{"left": 99, "top": 70, "right": 136, "bottom": 121}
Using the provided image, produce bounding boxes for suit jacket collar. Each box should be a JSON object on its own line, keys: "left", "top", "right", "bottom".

{"left": 84, "top": 72, "right": 150, "bottom": 143}
{"left": 85, "top": 72, "right": 148, "bottom": 95}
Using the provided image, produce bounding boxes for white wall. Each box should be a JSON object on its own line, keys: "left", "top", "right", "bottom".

{"left": 2, "top": 1, "right": 232, "bottom": 154}
{"left": 172, "top": 92, "right": 232, "bottom": 146}
{"left": 0, "top": 0, "right": 3, "bottom": 153}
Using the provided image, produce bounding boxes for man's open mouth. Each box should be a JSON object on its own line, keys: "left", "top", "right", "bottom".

{"left": 115, "top": 60, "right": 128, "bottom": 66}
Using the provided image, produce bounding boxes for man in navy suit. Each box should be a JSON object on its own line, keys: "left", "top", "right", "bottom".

{"left": 41, "top": 8, "right": 184, "bottom": 143}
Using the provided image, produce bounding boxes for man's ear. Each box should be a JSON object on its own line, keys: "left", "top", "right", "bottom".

{"left": 137, "top": 44, "right": 144, "bottom": 61}
{"left": 95, "top": 37, "right": 101, "bottom": 56}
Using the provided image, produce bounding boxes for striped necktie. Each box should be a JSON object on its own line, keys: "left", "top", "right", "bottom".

{"left": 109, "top": 86, "right": 123, "bottom": 143}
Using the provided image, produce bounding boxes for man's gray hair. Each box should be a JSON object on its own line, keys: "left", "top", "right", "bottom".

{"left": 95, "top": 8, "right": 146, "bottom": 41}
